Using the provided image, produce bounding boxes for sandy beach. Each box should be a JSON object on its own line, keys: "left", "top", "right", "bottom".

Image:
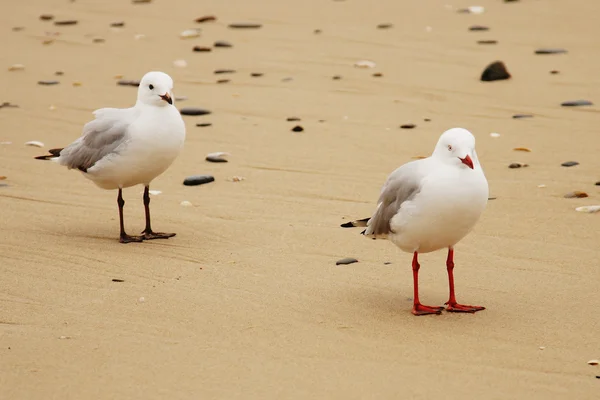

{"left": 1, "top": 0, "right": 599, "bottom": 398}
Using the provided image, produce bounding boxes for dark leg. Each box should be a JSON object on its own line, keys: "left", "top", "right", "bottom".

{"left": 411, "top": 252, "right": 444, "bottom": 316}
{"left": 141, "top": 186, "right": 176, "bottom": 240}
{"left": 118, "top": 189, "right": 143, "bottom": 243}
{"left": 445, "top": 248, "right": 485, "bottom": 313}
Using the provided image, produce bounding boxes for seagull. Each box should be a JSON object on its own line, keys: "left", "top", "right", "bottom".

{"left": 36, "top": 71, "right": 186, "bottom": 243}
{"left": 343, "top": 128, "right": 489, "bottom": 315}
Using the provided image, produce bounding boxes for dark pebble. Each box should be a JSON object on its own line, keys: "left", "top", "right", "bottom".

{"left": 336, "top": 258, "right": 358, "bottom": 266}
{"left": 377, "top": 23, "right": 393, "bottom": 29}
{"left": 291, "top": 125, "right": 304, "bottom": 132}
{"left": 132, "top": 0, "right": 152, "bottom": 3}
{"left": 112, "top": 279, "right": 124, "bottom": 282}
{"left": 40, "top": 14, "right": 54, "bottom": 21}
{"left": 561, "top": 100, "right": 593, "bottom": 107}
{"left": 117, "top": 79, "right": 140, "bottom": 87}
{"left": 195, "top": 15, "right": 217, "bottom": 23}
{"left": 180, "top": 107, "right": 211, "bottom": 116}
{"left": 504, "top": 0, "right": 520, "bottom": 2}
{"left": 477, "top": 40, "right": 498, "bottom": 45}
{"left": 314, "top": 29, "right": 322, "bottom": 34}
{"left": 38, "top": 80, "right": 59, "bottom": 85}
{"left": 193, "top": 46, "right": 212, "bottom": 52}
{"left": 373, "top": 72, "right": 383, "bottom": 77}
{"left": 512, "top": 114, "right": 533, "bottom": 119}
{"left": 0, "top": 183, "right": 9, "bottom": 188}
{"left": 183, "top": 175, "right": 215, "bottom": 186}
{"left": 287, "top": 117, "right": 301, "bottom": 122}
{"left": 595, "top": 181, "right": 600, "bottom": 186}
{"left": 488, "top": 197, "right": 497, "bottom": 200}
{"left": 0, "top": 102, "right": 19, "bottom": 109}
{"left": 250, "top": 73, "right": 263, "bottom": 77}
{"left": 196, "top": 123, "right": 212, "bottom": 127}
{"left": 550, "top": 70, "right": 560, "bottom": 74}
{"left": 400, "top": 124, "right": 416, "bottom": 129}
{"left": 55, "top": 71, "right": 64, "bottom": 76}
{"left": 93, "top": 38, "right": 105, "bottom": 43}
{"left": 469, "top": 25, "right": 490, "bottom": 31}
{"left": 216, "top": 79, "right": 230, "bottom": 84}
{"left": 596, "top": 375, "right": 600, "bottom": 379}
{"left": 564, "top": 191, "right": 588, "bottom": 199}
{"left": 535, "top": 48, "right": 567, "bottom": 55}
{"left": 214, "top": 40, "right": 232, "bottom": 48}
{"left": 423, "top": 118, "right": 431, "bottom": 122}
{"left": 12, "top": 27, "right": 25, "bottom": 32}
{"left": 561, "top": 161, "right": 579, "bottom": 167}
{"left": 54, "top": 20, "right": 78, "bottom": 26}
{"left": 110, "top": 22, "right": 125, "bottom": 27}
{"left": 332, "top": 75, "right": 342, "bottom": 80}
{"left": 481, "top": 61, "right": 511, "bottom": 82}
{"left": 214, "top": 69, "right": 236, "bottom": 74}
{"left": 282, "top": 77, "right": 293, "bottom": 82}
{"left": 206, "top": 156, "right": 228, "bottom": 163}
{"left": 508, "top": 163, "right": 527, "bottom": 169}
{"left": 228, "top": 23, "right": 262, "bottom": 29}
{"left": 384, "top": 262, "right": 392, "bottom": 265}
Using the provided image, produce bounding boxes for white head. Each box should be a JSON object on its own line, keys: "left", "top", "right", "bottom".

{"left": 432, "top": 128, "right": 480, "bottom": 170}
{"left": 137, "top": 71, "right": 174, "bottom": 107}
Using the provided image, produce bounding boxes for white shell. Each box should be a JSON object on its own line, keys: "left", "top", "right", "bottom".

{"left": 537, "top": 184, "right": 546, "bottom": 188}
{"left": 575, "top": 205, "right": 600, "bottom": 214}
{"left": 206, "top": 151, "right": 230, "bottom": 159}
{"left": 173, "top": 59, "right": 188, "bottom": 68}
{"left": 468, "top": 6, "right": 485, "bottom": 14}
{"left": 180, "top": 29, "right": 201, "bottom": 39}
{"left": 148, "top": 190, "right": 161, "bottom": 195}
{"left": 25, "top": 141, "right": 44, "bottom": 148}
{"left": 134, "top": 34, "right": 146, "bottom": 40}
{"left": 180, "top": 200, "right": 193, "bottom": 207}
{"left": 490, "top": 132, "right": 500, "bottom": 138}
{"left": 354, "top": 60, "right": 376, "bottom": 69}
{"left": 230, "top": 176, "right": 245, "bottom": 182}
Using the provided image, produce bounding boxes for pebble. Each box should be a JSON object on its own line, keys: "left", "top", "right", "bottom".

{"left": 0, "top": 102, "right": 18, "bottom": 109}
{"left": 535, "top": 48, "right": 567, "bottom": 55}
{"left": 595, "top": 181, "right": 600, "bottom": 186}
{"left": 469, "top": 25, "right": 490, "bottom": 31}
{"left": 112, "top": 279, "right": 124, "bottom": 282}
{"left": 336, "top": 258, "right": 358, "bottom": 265}
{"left": 72, "top": 82, "right": 82, "bottom": 87}
{"left": 0, "top": 176, "right": 6, "bottom": 180}
{"left": 561, "top": 161, "right": 579, "bottom": 167}
{"left": 575, "top": 206, "right": 600, "bottom": 213}
{"left": 8, "top": 64, "right": 25, "bottom": 71}
{"left": 40, "top": 14, "right": 54, "bottom": 21}
{"left": 291, "top": 125, "right": 304, "bottom": 132}
{"left": 173, "top": 59, "right": 187, "bottom": 68}
{"left": 513, "top": 114, "right": 533, "bottom": 119}
{"left": 332, "top": 75, "right": 342, "bottom": 80}
{"left": 400, "top": 124, "right": 416, "bottom": 129}
{"left": 230, "top": 176, "right": 245, "bottom": 182}
{"left": 58, "top": 336, "right": 71, "bottom": 340}
{"left": 564, "top": 191, "right": 588, "bottom": 199}
{"left": 314, "top": 29, "right": 322, "bottom": 34}
{"left": 180, "top": 29, "right": 201, "bottom": 39}
{"left": 196, "top": 123, "right": 212, "bottom": 127}
{"left": 12, "top": 27, "right": 25, "bottom": 32}
{"left": 196, "top": 16, "right": 217, "bottom": 23}
{"left": 216, "top": 79, "right": 230, "bottom": 84}
{"left": 550, "top": 70, "right": 560, "bottom": 74}
{"left": 54, "top": 20, "right": 78, "bottom": 26}
{"left": 214, "top": 69, "right": 236, "bottom": 74}
{"left": 287, "top": 117, "right": 301, "bottom": 122}
{"left": 180, "top": 107, "right": 211, "bottom": 116}
{"left": 25, "top": 141, "right": 44, "bottom": 147}
{"left": 373, "top": 72, "right": 383, "bottom": 77}
{"left": 38, "top": 80, "right": 60, "bottom": 85}
{"left": 183, "top": 175, "right": 215, "bottom": 186}
{"left": 354, "top": 60, "right": 376, "bottom": 68}
{"left": 377, "top": 23, "right": 393, "bottom": 29}
{"left": 138, "top": 297, "right": 145, "bottom": 303}
{"left": 508, "top": 162, "right": 528, "bottom": 169}
{"left": 117, "top": 80, "right": 140, "bottom": 87}
{"left": 180, "top": 200, "right": 193, "bottom": 207}
{"left": 282, "top": 77, "right": 293, "bottom": 82}
{"left": 228, "top": 23, "right": 262, "bottom": 29}
{"left": 0, "top": 183, "right": 8, "bottom": 188}
{"left": 481, "top": 61, "right": 511, "bottom": 81}
{"left": 477, "top": 40, "right": 498, "bottom": 45}
{"left": 561, "top": 100, "right": 593, "bottom": 107}
{"left": 193, "top": 46, "right": 212, "bottom": 52}
{"left": 132, "top": 0, "right": 152, "bottom": 3}
{"left": 250, "top": 73, "right": 263, "bottom": 77}
{"left": 513, "top": 147, "right": 531, "bottom": 152}
{"left": 588, "top": 360, "right": 599, "bottom": 366}
{"left": 214, "top": 40, "right": 232, "bottom": 48}
{"left": 205, "top": 152, "right": 229, "bottom": 163}
{"left": 134, "top": 34, "right": 145, "bottom": 40}
{"left": 538, "top": 184, "right": 546, "bottom": 188}
{"left": 110, "top": 22, "right": 125, "bottom": 27}
{"left": 55, "top": 71, "right": 64, "bottom": 76}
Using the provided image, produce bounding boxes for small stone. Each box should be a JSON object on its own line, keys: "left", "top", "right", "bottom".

{"left": 8, "top": 64, "right": 25, "bottom": 71}
{"left": 72, "top": 82, "right": 82, "bottom": 87}
{"left": 513, "top": 147, "right": 531, "bottom": 152}
{"left": 58, "top": 336, "right": 71, "bottom": 340}
{"left": 216, "top": 79, "right": 230, "bottom": 84}
{"left": 40, "top": 14, "right": 54, "bottom": 21}
{"left": 229, "top": 176, "right": 245, "bottom": 182}
{"left": 538, "top": 184, "right": 546, "bottom": 188}
{"left": 55, "top": 71, "right": 64, "bottom": 76}
{"left": 117, "top": 79, "right": 140, "bottom": 87}
{"left": 509, "top": 162, "right": 528, "bottom": 169}
{"left": 25, "top": 141, "right": 44, "bottom": 148}
{"left": 400, "top": 124, "right": 416, "bottom": 129}
{"left": 373, "top": 72, "right": 383, "bottom": 77}
{"left": 183, "top": 175, "right": 215, "bottom": 186}
{"left": 38, "top": 80, "right": 59, "bottom": 85}
{"left": 133, "top": 0, "right": 152, "bottom": 3}
{"left": 377, "top": 23, "right": 393, "bottom": 29}
{"left": 196, "top": 123, "right": 212, "bottom": 127}
{"left": 313, "top": 29, "right": 322, "bottom": 34}
{"left": 214, "top": 69, "right": 236, "bottom": 74}
{"left": 423, "top": 118, "right": 431, "bottom": 122}
{"left": 206, "top": 152, "right": 229, "bottom": 163}
{"left": 561, "top": 161, "right": 579, "bottom": 167}
{"left": 180, "top": 29, "right": 201, "bottom": 39}
{"left": 180, "top": 200, "right": 193, "bottom": 207}
{"left": 535, "top": 48, "right": 567, "bottom": 55}
{"left": 112, "top": 279, "right": 124, "bottom": 282}
{"left": 287, "top": 117, "right": 301, "bottom": 122}
{"left": 469, "top": 25, "right": 489, "bottom": 31}
{"left": 564, "top": 191, "right": 588, "bottom": 199}
{"left": 588, "top": 360, "right": 599, "bottom": 366}
{"left": 291, "top": 125, "right": 304, "bottom": 132}
{"left": 173, "top": 59, "right": 187, "bottom": 68}
{"left": 110, "top": 22, "right": 125, "bottom": 27}
{"left": 228, "top": 23, "right": 262, "bottom": 29}
{"left": 138, "top": 297, "right": 145, "bottom": 303}
{"left": 92, "top": 37, "right": 105, "bottom": 43}
{"left": 54, "top": 20, "right": 78, "bottom": 26}
{"left": 354, "top": 60, "right": 376, "bottom": 68}
{"left": 336, "top": 258, "right": 358, "bottom": 265}
{"left": 539, "top": 346, "right": 545, "bottom": 350}
{"left": 550, "top": 70, "right": 560, "bottom": 74}
{"left": 192, "top": 46, "right": 211, "bottom": 52}
{"left": 595, "top": 181, "right": 600, "bottom": 186}
{"left": 0, "top": 176, "right": 6, "bottom": 180}
{"left": 134, "top": 34, "right": 146, "bottom": 40}
{"left": 0, "top": 102, "right": 18, "bottom": 109}
{"left": 180, "top": 107, "right": 211, "bottom": 116}
{"left": 513, "top": 114, "right": 533, "bottom": 119}
{"left": 250, "top": 73, "right": 263, "bottom": 77}
{"left": 12, "top": 27, "right": 25, "bottom": 32}
{"left": 481, "top": 61, "right": 511, "bottom": 82}
{"left": 175, "top": 96, "right": 187, "bottom": 102}
{"left": 195, "top": 15, "right": 217, "bottom": 23}
{"left": 214, "top": 40, "right": 232, "bottom": 48}
{"left": 477, "top": 40, "right": 498, "bottom": 45}
{"left": 575, "top": 206, "right": 600, "bottom": 213}
{"left": 561, "top": 100, "right": 593, "bottom": 107}
{"left": 332, "top": 75, "right": 342, "bottom": 80}
{"left": 282, "top": 77, "right": 293, "bottom": 82}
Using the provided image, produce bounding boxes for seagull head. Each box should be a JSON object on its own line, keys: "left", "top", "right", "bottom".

{"left": 433, "top": 128, "right": 479, "bottom": 170}
{"left": 137, "top": 71, "right": 175, "bottom": 107}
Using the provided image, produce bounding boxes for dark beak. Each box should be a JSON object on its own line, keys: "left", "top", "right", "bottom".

{"left": 459, "top": 155, "right": 474, "bottom": 169}
{"left": 160, "top": 93, "right": 172, "bottom": 105}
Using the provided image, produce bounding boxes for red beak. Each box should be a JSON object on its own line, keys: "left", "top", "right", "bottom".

{"left": 459, "top": 155, "right": 474, "bottom": 169}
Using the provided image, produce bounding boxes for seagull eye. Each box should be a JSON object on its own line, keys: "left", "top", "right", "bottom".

{"left": 149, "top": 84, "right": 154, "bottom": 90}
{"left": 447, "top": 145, "right": 453, "bottom": 151}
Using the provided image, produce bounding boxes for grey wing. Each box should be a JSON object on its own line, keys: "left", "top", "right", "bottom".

{"left": 363, "top": 163, "right": 423, "bottom": 238}
{"left": 57, "top": 109, "right": 133, "bottom": 172}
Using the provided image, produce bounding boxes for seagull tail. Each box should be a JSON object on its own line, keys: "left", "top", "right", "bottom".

{"left": 34, "top": 148, "right": 63, "bottom": 160}
{"left": 340, "top": 217, "right": 370, "bottom": 228}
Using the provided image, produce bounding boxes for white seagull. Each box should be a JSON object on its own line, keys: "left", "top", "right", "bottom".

{"left": 36, "top": 71, "right": 186, "bottom": 243}
{"left": 344, "top": 128, "right": 489, "bottom": 315}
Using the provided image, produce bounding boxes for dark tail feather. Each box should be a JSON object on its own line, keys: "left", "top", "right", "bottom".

{"left": 35, "top": 148, "right": 63, "bottom": 160}
{"left": 340, "top": 217, "right": 370, "bottom": 228}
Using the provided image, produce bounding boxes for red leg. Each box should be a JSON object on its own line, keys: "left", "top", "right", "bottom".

{"left": 411, "top": 252, "right": 443, "bottom": 316}
{"left": 445, "top": 248, "right": 485, "bottom": 313}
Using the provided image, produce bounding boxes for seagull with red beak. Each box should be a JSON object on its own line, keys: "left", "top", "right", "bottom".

{"left": 345, "top": 128, "right": 489, "bottom": 316}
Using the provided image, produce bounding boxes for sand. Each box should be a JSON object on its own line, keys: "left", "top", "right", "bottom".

{"left": 1, "top": 0, "right": 599, "bottom": 398}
